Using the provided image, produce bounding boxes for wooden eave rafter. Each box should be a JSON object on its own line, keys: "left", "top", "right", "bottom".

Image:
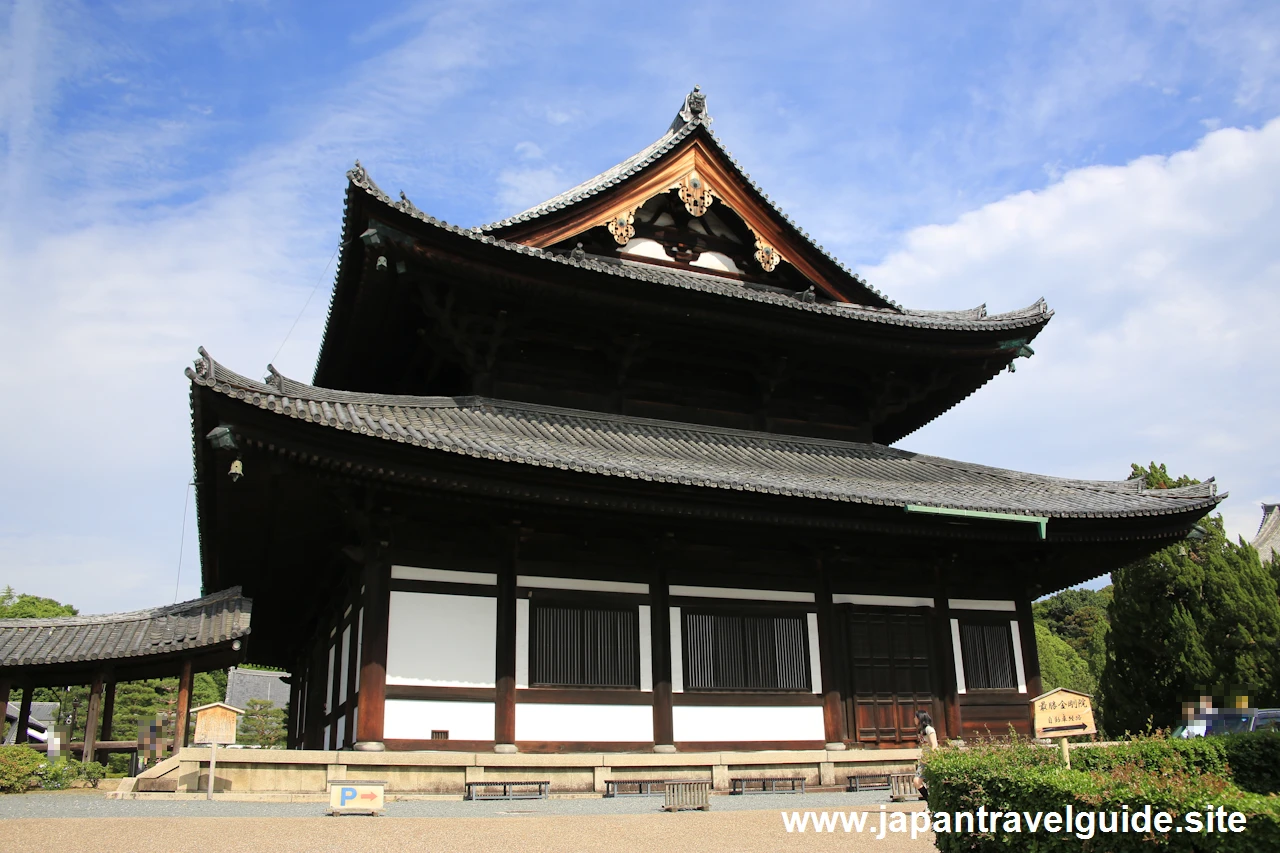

{"left": 493, "top": 133, "right": 861, "bottom": 305}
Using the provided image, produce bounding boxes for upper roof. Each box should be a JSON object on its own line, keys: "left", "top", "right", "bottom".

{"left": 0, "top": 587, "right": 251, "bottom": 669}
{"left": 478, "top": 86, "right": 893, "bottom": 306}
{"left": 1254, "top": 503, "right": 1280, "bottom": 563}
{"left": 338, "top": 160, "right": 1053, "bottom": 332}
{"left": 193, "top": 351, "right": 1221, "bottom": 524}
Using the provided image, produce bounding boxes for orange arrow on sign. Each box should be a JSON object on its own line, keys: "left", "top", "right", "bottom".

{"left": 360, "top": 792, "right": 378, "bottom": 800}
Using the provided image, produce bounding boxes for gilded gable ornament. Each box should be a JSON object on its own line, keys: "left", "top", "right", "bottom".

{"left": 679, "top": 172, "right": 713, "bottom": 217}
{"left": 755, "top": 240, "right": 781, "bottom": 272}
{"left": 607, "top": 209, "right": 635, "bottom": 245}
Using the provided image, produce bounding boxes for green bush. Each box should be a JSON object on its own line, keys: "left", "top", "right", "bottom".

{"left": 37, "top": 758, "right": 82, "bottom": 790}
{"left": 80, "top": 761, "right": 106, "bottom": 788}
{"left": 1220, "top": 731, "right": 1280, "bottom": 795}
{"left": 923, "top": 738, "right": 1280, "bottom": 852}
{"left": 0, "top": 746, "right": 45, "bottom": 793}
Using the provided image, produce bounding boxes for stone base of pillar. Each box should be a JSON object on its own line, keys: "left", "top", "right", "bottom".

{"left": 652, "top": 744, "right": 677, "bottom": 754}
{"left": 825, "top": 742, "right": 848, "bottom": 751}
{"left": 352, "top": 741, "right": 386, "bottom": 752}
{"left": 494, "top": 743, "right": 518, "bottom": 754}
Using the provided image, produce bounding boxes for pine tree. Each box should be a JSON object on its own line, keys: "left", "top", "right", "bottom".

{"left": 238, "top": 699, "right": 286, "bottom": 747}
{"left": 1035, "top": 623, "right": 1096, "bottom": 695}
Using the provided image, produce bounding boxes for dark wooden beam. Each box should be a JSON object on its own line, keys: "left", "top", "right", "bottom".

{"left": 355, "top": 557, "right": 391, "bottom": 750}
{"left": 82, "top": 672, "right": 105, "bottom": 761}
{"left": 0, "top": 674, "right": 10, "bottom": 742}
{"left": 494, "top": 523, "right": 519, "bottom": 750}
{"left": 16, "top": 683, "right": 33, "bottom": 744}
{"left": 175, "top": 659, "right": 194, "bottom": 750}
{"left": 649, "top": 559, "right": 673, "bottom": 750}
{"left": 815, "top": 557, "right": 847, "bottom": 747}
{"left": 100, "top": 679, "right": 116, "bottom": 744}
{"left": 1016, "top": 597, "right": 1043, "bottom": 699}
{"left": 931, "top": 574, "right": 961, "bottom": 742}
{"left": 304, "top": 636, "right": 327, "bottom": 750}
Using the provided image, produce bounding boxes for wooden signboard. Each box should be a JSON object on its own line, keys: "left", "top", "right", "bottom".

{"left": 191, "top": 703, "right": 244, "bottom": 801}
{"left": 328, "top": 780, "right": 387, "bottom": 816}
{"left": 1030, "top": 688, "right": 1096, "bottom": 739}
{"left": 193, "top": 703, "right": 243, "bottom": 745}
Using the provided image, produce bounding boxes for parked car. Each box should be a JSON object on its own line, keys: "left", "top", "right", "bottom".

{"left": 1172, "top": 708, "right": 1280, "bottom": 737}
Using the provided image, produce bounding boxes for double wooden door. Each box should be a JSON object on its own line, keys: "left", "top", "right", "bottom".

{"left": 838, "top": 608, "right": 936, "bottom": 744}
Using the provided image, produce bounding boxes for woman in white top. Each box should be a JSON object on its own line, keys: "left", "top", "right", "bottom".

{"left": 913, "top": 711, "right": 939, "bottom": 801}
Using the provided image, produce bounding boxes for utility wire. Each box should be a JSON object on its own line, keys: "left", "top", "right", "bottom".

{"left": 271, "top": 242, "right": 342, "bottom": 367}
{"left": 173, "top": 480, "right": 193, "bottom": 604}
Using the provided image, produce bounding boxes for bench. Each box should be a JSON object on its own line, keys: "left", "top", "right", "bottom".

{"left": 730, "top": 777, "right": 805, "bottom": 795}
{"left": 847, "top": 773, "right": 891, "bottom": 792}
{"left": 604, "top": 779, "right": 667, "bottom": 797}
{"left": 464, "top": 780, "right": 551, "bottom": 801}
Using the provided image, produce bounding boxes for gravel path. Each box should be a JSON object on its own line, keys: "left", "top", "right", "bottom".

{"left": 2, "top": 790, "right": 939, "bottom": 852}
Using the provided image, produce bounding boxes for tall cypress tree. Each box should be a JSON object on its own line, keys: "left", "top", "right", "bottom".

{"left": 1102, "top": 464, "right": 1280, "bottom": 733}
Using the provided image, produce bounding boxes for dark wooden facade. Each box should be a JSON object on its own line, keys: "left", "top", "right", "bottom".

{"left": 188, "top": 89, "right": 1219, "bottom": 753}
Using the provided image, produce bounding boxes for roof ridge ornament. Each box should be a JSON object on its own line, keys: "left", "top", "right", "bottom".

{"left": 671, "top": 85, "right": 711, "bottom": 131}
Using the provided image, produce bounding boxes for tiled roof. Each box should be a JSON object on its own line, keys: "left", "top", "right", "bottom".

{"left": 192, "top": 352, "right": 1221, "bottom": 522}
{"left": 0, "top": 587, "right": 251, "bottom": 669}
{"left": 347, "top": 165, "right": 1053, "bottom": 335}
{"left": 225, "top": 667, "right": 291, "bottom": 710}
{"left": 476, "top": 87, "right": 899, "bottom": 309}
{"left": 1254, "top": 504, "right": 1280, "bottom": 563}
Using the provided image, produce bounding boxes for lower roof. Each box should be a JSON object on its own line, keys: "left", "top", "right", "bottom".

{"left": 0, "top": 587, "right": 250, "bottom": 671}
{"left": 190, "top": 351, "right": 1222, "bottom": 522}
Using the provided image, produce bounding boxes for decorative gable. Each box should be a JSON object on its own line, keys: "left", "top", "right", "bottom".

{"left": 483, "top": 88, "right": 896, "bottom": 309}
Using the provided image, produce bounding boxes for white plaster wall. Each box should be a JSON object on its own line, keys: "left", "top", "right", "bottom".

{"left": 638, "top": 605, "right": 652, "bottom": 692}
{"left": 672, "top": 706, "right": 825, "bottom": 742}
{"left": 386, "top": 591, "right": 496, "bottom": 687}
{"left": 515, "top": 704, "right": 654, "bottom": 742}
{"left": 383, "top": 700, "right": 495, "bottom": 741}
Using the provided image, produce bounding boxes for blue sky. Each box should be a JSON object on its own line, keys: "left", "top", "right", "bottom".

{"left": 1, "top": 1, "right": 1278, "bottom": 612}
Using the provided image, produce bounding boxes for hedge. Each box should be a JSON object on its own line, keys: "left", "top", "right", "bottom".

{"left": 922, "top": 735, "right": 1280, "bottom": 852}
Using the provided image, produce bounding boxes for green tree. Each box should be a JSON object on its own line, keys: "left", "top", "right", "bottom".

{"left": 1102, "top": 464, "right": 1280, "bottom": 734}
{"left": 237, "top": 699, "right": 286, "bottom": 747}
{"left": 1035, "top": 622, "right": 1096, "bottom": 696}
{"left": 0, "top": 586, "right": 77, "bottom": 618}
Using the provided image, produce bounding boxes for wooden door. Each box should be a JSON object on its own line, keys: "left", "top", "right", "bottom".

{"left": 839, "top": 608, "right": 935, "bottom": 744}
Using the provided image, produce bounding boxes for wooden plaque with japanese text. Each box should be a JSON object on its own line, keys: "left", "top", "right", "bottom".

{"left": 1031, "top": 688, "right": 1096, "bottom": 739}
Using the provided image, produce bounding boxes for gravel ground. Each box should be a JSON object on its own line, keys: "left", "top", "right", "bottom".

{"left": 0, "top": 788, "right": 893, "bottom": 818}
{"left": 1, "top": 795, "right": 937, "bottom": 853}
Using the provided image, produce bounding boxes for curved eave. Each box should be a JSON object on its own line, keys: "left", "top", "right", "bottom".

{"left": 313, "top": 169, "right": 1053, "bottom": 391}
{"left": 194, "top": 352, "right": 1221, "bottom": 535}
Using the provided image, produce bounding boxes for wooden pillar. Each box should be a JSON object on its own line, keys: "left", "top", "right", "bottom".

{"left": 286, "top": 669, "right": 302, "bottom": 749}
{"left": 307, "top": 633, "right": 331, "bottom": 750}
{"left": 1016, "top": 597, "right": 1043, "bottom": 699}
{"left": 16, "top": 683, "right": 33, "bottom": 744}
{"left": 0, "top": 673, "right": 11, "bottom": 742}
{"left": 932, "top": 575, "right": 962, "bottom": 742}
{"left": 493, "top": 524, "right": 519, "bottom": 751}
{"left": 354, "top": 558, "right": 391, "bottom": 750}
{"left": 649, "top": 560, "right": 674, "bottom": 751}
{"left": 82, "top": 672, "right": 105, "bottom": 761}
{"left": 815, "top": 558, "right": 847, "bottom": 747}
{"left": 175, "top": 658, "right": 194, "bottom": 750}
{"left": 100, "top": 679, "right": 117, "bottom": 742}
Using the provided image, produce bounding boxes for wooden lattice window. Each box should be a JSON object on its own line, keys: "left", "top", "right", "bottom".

{"left": 683, "top": 610, "right": 810, "bottom": 691}
{"left": 431, "top": 730, "right": 449, "bottom": 740}
{"left": 530, "top": 600, "right": 640, "bottom": 688}
{"left": 959, "top": 621, "right": 1017, "bottom": 690}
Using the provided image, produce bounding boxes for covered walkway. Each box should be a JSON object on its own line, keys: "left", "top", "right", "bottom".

{"left": 0, "top": 587, "right": 251, "bottom": 759}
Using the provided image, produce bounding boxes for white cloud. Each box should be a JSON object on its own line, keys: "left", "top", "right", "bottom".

{"left": 495, "top": 166, "right": 562, "bottom": 212}
{"left": 865, "top": 118, "right": 1280, "bottom": 543}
